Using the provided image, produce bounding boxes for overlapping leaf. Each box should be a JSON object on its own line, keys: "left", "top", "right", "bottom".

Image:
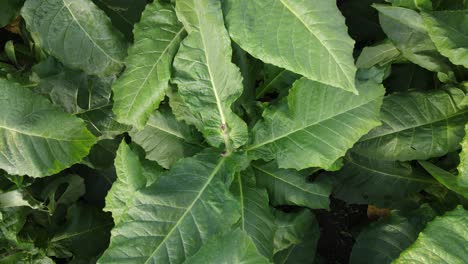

{"left": 112, "top": 1, "right": 185, "bottom": 128}
{"left": 172, "top": 0, "right": 248, "bottom": 150}
{"left": 247, "top": 78, "right": 384, "bottom": 170}
{"left": 22, "top": 0, "right": 127, "bottom": 76}
{"left": 225, "top": 0, "right": 357, "bottom": 93}
{"left": 0, "top": 79, "right": 96, "bottom": 177}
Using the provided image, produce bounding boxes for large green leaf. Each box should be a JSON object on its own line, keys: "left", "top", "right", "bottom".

{"left": 419, "top": 161, "right": 468, "bottom": 199}
{"left": 104, "top": 141, "right": 163, "bottom": 225}
{"left": 0, "top": 79, "right": 96, "bottom": 177}
{"left": 354, "top": 88, "right": 467, "bottom": 161}
{"left": 422, "top": 10, "right": 468, "bottom": 68}
{"left": 459, "top": 124, "right": 468, "bottom": 187}
{"left": 22, "top": 0, "right": 127, "bottom": 77}
{"left": 252, "top": 162, "right": 332, "bottom": 209}
{"left": 332, "top": 152, "right": 435, "bottom": 206}
{"left": 130, "top": 106, "right": 203, "bottom": 169}
{"left": 374, "top": 4, "right": 451, "bottom": 73}
{"left": 231, "top": 170, "right": 276, "bottom": 259}
{"left": 172, "top": 0, "right": 248, "bottom": 151}
{"left": 112, "top": 1, "right": 185, "bottom": 128}
{"left": 185, "top": 229, "right": 269, "bottom": 264}
{"left": 225, "top": 0, "right": 357, "bottom": 93}
{"left": 0, "top": 0, "right": 24, "bottom": 27}
{"left": 394, "top": 206, "right": 468, "bottom": 264}
{"left": 226, "top": 0, "right": 356, "bottom": 92}
{"left": 247, "top": 78, "right": 384, "bottom": 170}
{"left": 99, "top": 151, "right": 241, "bottom": 264}
{"left": 350, "top": 207, "right": 436, "bottom": 264}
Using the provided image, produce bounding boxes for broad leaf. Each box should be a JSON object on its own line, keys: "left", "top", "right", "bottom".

{"left": 231, "top": 170, "right": 276, "bottom": 259}
{"left": 130, "top": 106, "right": 203, "bottom": 169}
{"left": 0, "top": 79, "right": 96, "bottom": 177}
{"left": 0, "top": 0, "right": 24, "bottom": 27}
{"left": 394, "top": 206, "right": 468, "bottom": 264}
{"left": 247, "top": 78, "right": 384, "bottom": 170}
{"left": 332, "top": 152, "right": 435, "bottom": 206}
{"left": 225, "top": 0, "right": 357, "bottom": 93}
{"left": 422, "top": 10, "right": 468, "bottom": 68}
{"left": 273, "top": 209, "right": 316, "bottom": 254}
{"left": 185, "top": 229, "right": 269, "bottom": 264}
{"left": 350, "top": 207, "right": 436, "bottom": 264}
{"left": 374, "top": 4, "right": 451, "bottom": 73}
{"left": 22, "top": 0, "right": 127, "bottom": 77}
{"left": 419, "top": 161, "right": 468, "bottom": 199}
{"left": 355, "top": 88, "right": 467, "bottom": 161}
{"left": 104, "top": 141, "right": 163, "bottom": 225}
{"left": 112, "top": 1, "right": 185, "bottom": 128}
{"left": 173, "top": 0, "right": 248, "bottom": 150}
{"left": 99, "top": 151, "right": 241, "bottom": 264}
{"left": 252, "top": 162, "right": 332, "bottom": 209}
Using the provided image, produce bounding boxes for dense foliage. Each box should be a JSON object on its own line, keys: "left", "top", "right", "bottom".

{"left": 0, "top": 0, "right": 467, "bottom": 263}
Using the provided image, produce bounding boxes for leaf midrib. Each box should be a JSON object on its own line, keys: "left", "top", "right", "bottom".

{"left": 143, "top": 157, "right": 226, "bottom": 264}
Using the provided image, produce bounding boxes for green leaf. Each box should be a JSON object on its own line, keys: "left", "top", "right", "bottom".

{"left": 252, "top": 162, "right": 332, "bottom": 209}
{"left": 104, "top": 141, "right": 164, "bottom": 225}
{"left": 374, "top": 4, "right": 452, "bottom": 73}
{"left": 355, "top": 88, "right": 467, "bottom": 161}
{"left": 419, "top": 161, "right": 468, "bottom": 199}
{"left": 39, "top": 174, "right": 85, "bottom": 213}
{"left": 0, "top": 0, "right": 23, "bottom": 27}
{"left": 173, "top": 0, "right": 248, "bottom": 150}
{"left": 256, "top": 64, "right": 300, "bottom": 99}
{"left": 185, "top": 229, "right": 270, "bottom": 264}
{"left": 92, "top": 0, "right": 147, "bottom": 40}
{"left": 273, "top": 215, "right": 320, "bottom": 264}
{"left": 48, "top": 203, "right": 113, "bottom": 260}
{"left": 99, "top": 151, "right": 241, "bottom": 264}
{"left": 22, "top": 0, "right": 127, "bottom": 77}
{"left": 78, "top": 105, "right": 130, "bottom": 139}
{"left": 0, "top": 190, "right": 41, "bottom": 209}
{"left": 225, "top": 0, "right": 357, "bottom": 93}
{"left": 386, "top": 0, "right": 433, "bottom": 10}
{"left": 0, "top": 208, "right": 28, "bottom": 248}
{"left": 130, "top": 106, "right": 203, "bottom": 169}
{"left": 422, "top": 10, "right": 468, "bottom": 68}
{"left": 112, "top": 1, "right": 185, "bottom": 128}
{"left": 458, "top": 124, "right": 468, "bottom": 187}
{"left": 350, "top": 207, "right": 436, "bottom": 264}
{"left": 356, "top": 40, "right": 401, "bottom": 69}
{"left": 332, "top": 152, "right": 435, "bottom": 206}
{"left": 231, "top": 170, "right": 276, "bottom": 259}
{"left": 394, "top": 206, "right": 468, "bottom": 264}
{"left": 0, "top": 79, "right": 96, "bottom": 177}
{"left": 247, "top": 78, "right": 384, "bottom": 170}
{"left": 273, "top": 209, "right": 315, "bottom": 254}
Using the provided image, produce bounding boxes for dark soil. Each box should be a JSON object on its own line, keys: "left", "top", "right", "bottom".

{"left": 314, "top": 198, "right": 369, "bottom": 264}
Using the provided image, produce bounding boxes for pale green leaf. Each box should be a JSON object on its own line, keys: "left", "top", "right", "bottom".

{"left": 422, "top": 10, "right": 468, "bottom": 68}
{"left": 458, "top": 124, "right": 468, "bottom": 187}
{"left": 231, "top": 170, "right": 276, "bottom": 259}
{"left": 173, "top": 0, "right": 248, "bottom": 150}
{"left": 185, "top": 229, "right": 270, "bottom": 264}
{"left": 386, "top": 0, "right": 433, "bottom": 10}
{"left": 22, "top": 0, "right": 127, "bottom": 77}
{"left": 355, "top": 88, "right": 467, "bottom": 161}
{"left": 394, "top": 206, "right": 468, "bottom": 264}
{"left": 130, "top": 106, "right": 203, "bottom": 169}
{"left": 332, "top": 152, "right": 435, "bottom": 206}
{"left": 356, "top": 40, "right": 401, "bottom": 69}
{"left": 0, "top": 79, "right": 96, "bottom": 177}
{"left": 252, "top": 162, "right": 332, "bottom": 209}
{"left": 374, "top": 4, "right": 452, "bottom": 73}
{"left": 419, "top": 161, "right": 468, "bottom": 199}
{"left": 99, "top": 151, "right": 241, "bottom": 264}
{"left": 112, "top": 1, "right": 185, "bottom": 128}
{"left": 247, "top": 78, "right": 384, "bottom": 170}
{"left": 225, "top": 0, "right": 357, "bottom": 93}
{"left": 104, "top": 141, "right": 163, "bottom": 225}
